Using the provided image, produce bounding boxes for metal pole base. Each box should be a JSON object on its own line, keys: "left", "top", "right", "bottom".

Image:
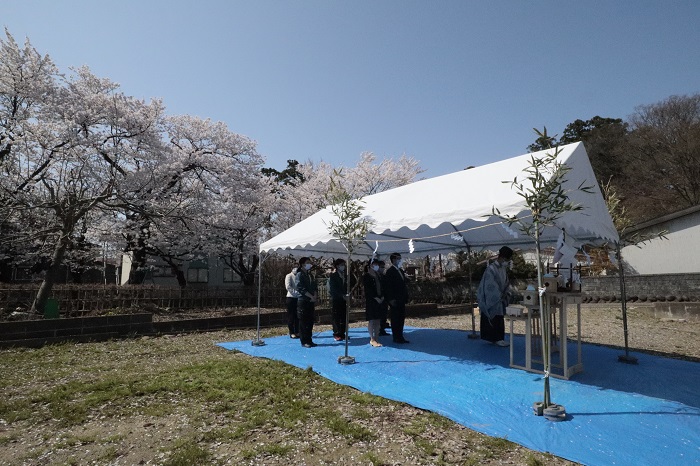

{"left": 467, "top": 332, "right": 480, "bottom": 339}
{"left": 251, "top": 339, "right": 266, "bottom": 347}
{"left": 618, "top": 354, "right": 638, "bottom": 364}
{"left": 543, "top": 403, "right": 567, "bottom": 422}
{"left": 337, "top": 355, "right": 356, "bottom": 365}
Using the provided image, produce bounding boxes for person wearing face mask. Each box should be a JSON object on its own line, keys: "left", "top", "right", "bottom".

{"left": 363, "top": 259, "right": 387, "bottom": 347}
{"left": 295, "top": 257, "right": 318, "bottom": 348}
{"left": 284, "top": 265, "right": 301, "bottom": 339}
{"left": 328, "top": 258, "right": 349, "bottom": 341}
{"left": 476, "top": 246, "right": 514, "bottom": 347}
{"left": 383, "top": 252, "right": 410, "bottom": 344}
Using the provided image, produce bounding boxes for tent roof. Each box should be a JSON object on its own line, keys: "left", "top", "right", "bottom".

{"left": 260, "top": 142, "right": 619, "bottom": 259}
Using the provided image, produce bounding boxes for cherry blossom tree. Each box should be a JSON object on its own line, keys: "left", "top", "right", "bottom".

{"left": 117, "top": 114, "right": 267, "bottom": 287}
{"left": 1, "top": 53, "right": 164, "bottom": 311}
{"left": 269, "top": 152, "right": 423, "bottom": 235}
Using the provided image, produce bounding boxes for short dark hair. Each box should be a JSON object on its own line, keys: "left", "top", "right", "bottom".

{"left": 298, "top": 257, "right": 310, "bottom": 268}
{"left": 498, "top": 246, "right": 514, "bottom": 260}
{"left": 333, "top": 258, "right": 346, "bottom": 267}
{"left": 389, "top": 252, "right": 401, "bottom": 263}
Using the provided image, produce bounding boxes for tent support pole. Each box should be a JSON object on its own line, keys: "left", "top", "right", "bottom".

{"left": 616, "top": 243, "right": 637, "bottom": 364}
{"left": 251, "top": 253, "right": 266, "bottom": 347}
{"left": 467, "top": 246, "right": 478, "bottom": 339}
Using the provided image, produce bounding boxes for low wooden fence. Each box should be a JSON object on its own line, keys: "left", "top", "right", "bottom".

{"left": 0, "top": 280, "right": 471, "bottom": 317}
{"left": 0, "top": 285, "right": 289, "bottom": 315}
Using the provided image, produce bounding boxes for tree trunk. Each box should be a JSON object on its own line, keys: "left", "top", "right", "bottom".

{"left": 175, "top": 268, "right": 187, "bottom": 288}
{"left": 31, "top": 237, "right": 69, "bottom": 315}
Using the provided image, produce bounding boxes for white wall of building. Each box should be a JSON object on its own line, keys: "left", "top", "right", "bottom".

{"left": 621, "top": 208, "right": 700, "bottom": 275}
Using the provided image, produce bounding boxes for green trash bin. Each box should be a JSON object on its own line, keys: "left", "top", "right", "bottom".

{"left": 44, "top": 298, "right": 59, "bottom": 319}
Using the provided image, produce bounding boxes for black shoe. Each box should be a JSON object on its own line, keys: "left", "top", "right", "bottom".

{"left": 393, "top": 338, "right": 410, "bottom": 344}
{"left": 302, "top": 342, "right": 317, "bottom": 348}
{"left": 290, "top": 334, "right": 299, "bottom": 339}
{"left": 378, "top": 330, "right": 389, "bottom": 336}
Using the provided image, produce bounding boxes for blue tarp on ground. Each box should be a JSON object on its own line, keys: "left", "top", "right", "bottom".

{"left": 218, "top": 327, "right": 700, "bottom": 466}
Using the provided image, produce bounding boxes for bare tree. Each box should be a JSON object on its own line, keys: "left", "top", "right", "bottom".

{"left": 625, "top": 94, "right": 700, "bottom": 220}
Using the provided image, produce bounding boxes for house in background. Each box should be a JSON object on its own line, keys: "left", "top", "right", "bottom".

{"left": 119, "top": 254, "right": 242, "bottom": 287}
{"left": 621, "top": 205, "right": 700, "bottom": 275}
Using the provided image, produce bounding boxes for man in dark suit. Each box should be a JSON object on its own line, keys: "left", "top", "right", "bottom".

{"left": 383, "top": 252, "right": 409, "bottom": 343}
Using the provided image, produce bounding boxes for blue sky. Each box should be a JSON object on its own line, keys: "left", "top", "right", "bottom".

{"left": 4, "top": 0, "right": 699, "bottom": 178}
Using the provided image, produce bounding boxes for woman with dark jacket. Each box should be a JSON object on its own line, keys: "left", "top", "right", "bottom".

{"left": 363, "top": 260, "right": 387, "bottom": 347}
{"left": 295, "top": 257, "right": 318, "bottom": 348}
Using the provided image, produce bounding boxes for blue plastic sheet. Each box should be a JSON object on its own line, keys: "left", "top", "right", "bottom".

{"left": 218, "top": 327, "right": 700, "bottom": 465}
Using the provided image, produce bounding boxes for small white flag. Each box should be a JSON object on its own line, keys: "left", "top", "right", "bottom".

{"left": 408, "top": 239, "right": 415, "bottom": 253}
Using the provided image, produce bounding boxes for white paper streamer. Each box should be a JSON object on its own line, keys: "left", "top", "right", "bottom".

{"left": 371, "top": 240, "right": 379, "bottom": 261}
{"left": 500, "top": 222, "right": 519, "bottom": 238}
{"left": 553, "top": 230, "right": 565, "bottom": 263}
{"left": 408, "top": 239, "right": 415, "bottom": 253}
{"left": 582, "top": 249, "right": 592, "bottom": 266}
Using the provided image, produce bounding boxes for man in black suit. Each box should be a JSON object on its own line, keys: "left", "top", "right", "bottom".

{"left": 383, "top": 252, "right": 409, "bottom": 343}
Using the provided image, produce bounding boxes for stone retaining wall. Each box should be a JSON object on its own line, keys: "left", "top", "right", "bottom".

{"left": 582, "top": 273, "right": 700, "bottom": 302}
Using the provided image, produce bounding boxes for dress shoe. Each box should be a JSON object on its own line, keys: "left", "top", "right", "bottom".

{"left": 495, "top": 340, "right": 509, "bottom": 347}
{"left": 290, "top": 334, "right": 299, "bottom": 339}
{"left": 393, "top": 338, "right": 410, "bottom": 344}
{"left": 378, "top": 330, "right": 389, "bottom": 336}
{"left": 333, "top": 335, "right": 343, "bottom": 341}
{"left": 302, "top": 342, "right": 317, "bottom": 348}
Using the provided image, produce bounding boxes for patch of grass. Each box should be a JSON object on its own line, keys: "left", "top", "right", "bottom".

{"left": 0, "top": 432, "right": 19, "bottom": 446}
{"left": 361, "top": 451, "right": 386, "bottom": 465}
{"left": 0, "top": 398, "right": 33, "bottom": 423}
{"left": 96, "top": 445, "right": 120, "bottom": 463}
{"left": 162, "top": 439, "right": 211, "bottom": 466}
{"left": 351, "top": 407, "right": 372, "bottom": 420}
{"left": 348, "top": 391, "right": 384, "bottom": 405}
{"left": 53, "top": 432, "right": 98, "bottom": 449}
{"left": 402, "top": 416, "right": 428, "bottom": 437}
{"left": 483, "top": 435, "right": 514, "bottom": 450}
{"left": 241, "top": 443, "right": 294, "bottom": 464}
{"left": 415, "top": 438, "right": 437, "bottom": 456}
{"left": 259, "top": 442, "right": 293, "bottom": 457}
{"left": 526, "top": 453, "right": 546, "bottom": 466}
{"left": 323, "top": 410, "right": 376, "bottom": 441}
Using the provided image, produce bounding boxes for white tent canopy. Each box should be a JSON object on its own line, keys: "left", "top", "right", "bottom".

{"left": 260, "top": 142, "right": 619, "bottom": 260}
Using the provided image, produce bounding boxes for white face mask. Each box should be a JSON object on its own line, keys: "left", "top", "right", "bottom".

{"left": 304, "top": 263, "right": 312, "bottom": 271}
{"left": 372, "top": 264, "right": 379, "bottom": 272}
{"left": 396, "top": 259, "right": 403, "bottom": 268}
{"left": 338, "top": 265, "right": 345, "bottom": 272}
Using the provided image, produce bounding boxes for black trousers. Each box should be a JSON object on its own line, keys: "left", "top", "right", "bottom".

{"left": 331, "top": 298, "right": 347, "bottom": 338}
{"left": 390, "top": 301, "right": 406, "bottom": 341}
{"left": 480, "top": 313, "right": 505, "bottom": 342}
{"left": 297, "top": 299, "right": 315, "bottom": 345}
{"left": 286, "top": 297, "right": 299, "bottom": 336}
